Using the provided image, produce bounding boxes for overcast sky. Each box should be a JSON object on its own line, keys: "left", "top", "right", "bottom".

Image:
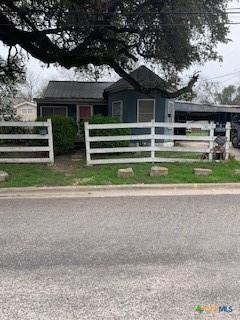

{"left": 1, "top": 1, "right": 240, "bottom": 89}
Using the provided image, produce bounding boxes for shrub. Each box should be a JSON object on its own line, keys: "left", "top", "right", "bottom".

{"left": 37, "top": 116, "right": 78, "bottom": 154}
{"left": 81, "top": 115, "right": 131, "bottom": 148}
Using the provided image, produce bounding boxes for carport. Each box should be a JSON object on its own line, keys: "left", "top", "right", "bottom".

{"left": 175, "top": 101, "right": 240, "bottom": 123}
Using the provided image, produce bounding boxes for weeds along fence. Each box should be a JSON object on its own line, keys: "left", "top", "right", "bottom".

{"left": 84, "top": 121, "right": 231, "bottom": 165}
{"left": 0, "top": 119, "right": 54, "bottom": 163}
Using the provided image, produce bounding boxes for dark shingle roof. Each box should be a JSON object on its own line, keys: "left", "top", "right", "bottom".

{"left": 44, "top": 81, "right": 114, "bottom": 100}
{"left": 105, "top": 66, "right": 170, "bottom": 93}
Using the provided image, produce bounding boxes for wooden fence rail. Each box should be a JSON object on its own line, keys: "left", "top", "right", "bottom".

{"left": 0, "top": 119, "right": 54, "bottom": 163}
{"left": 85, "top": 121, "right": 231, "bottom": 165}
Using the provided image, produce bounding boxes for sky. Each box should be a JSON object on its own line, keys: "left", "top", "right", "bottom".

{"left": 1, "top": 1, "right": 240, "bottom": 90}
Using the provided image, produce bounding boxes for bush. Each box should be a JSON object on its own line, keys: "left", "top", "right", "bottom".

{"left": 37, "top": 116, "right": 78, "bottom": 154}
{"left": 81, "top": 115, "right": 131, "bottom": 148}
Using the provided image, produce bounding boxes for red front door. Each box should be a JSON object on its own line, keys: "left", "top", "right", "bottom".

{"left": 79, "top": 106, "right": 92, "bottom": 120}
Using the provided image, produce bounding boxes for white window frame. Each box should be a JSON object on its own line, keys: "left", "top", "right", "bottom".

{"left": 40, "top": 106, "right": 68, "bottom": 117}
{"left": 112, "top": 100, "right": 123, "bottom": 122}
{"left": 137, "top": 99, "right": 155, "bottom": 122}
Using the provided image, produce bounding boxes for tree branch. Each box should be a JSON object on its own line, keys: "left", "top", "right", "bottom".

{"left": 110, "top": 61, "right": 199, "bottom": 98}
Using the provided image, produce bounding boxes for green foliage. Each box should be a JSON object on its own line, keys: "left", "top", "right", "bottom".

{"left": 216, "top": 85, "right": 240, "bottom": 105}
{"left": 194, "top": 82, "right": 240, "bottom": 105}
{"left": 0, "top": 55, "right": 25, "bottom": 121}
{"left": 38, "top": 116, "right": 78, "bottom": 154}
{"left": 83, "top": 115, "right": 131, "bottom": 148}
{"left": 0, "top": 1, "right": 230, "bottom": 98}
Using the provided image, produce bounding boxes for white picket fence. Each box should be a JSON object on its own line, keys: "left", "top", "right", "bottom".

{"left": 0, "top": 119, "right": 54, "bottom": 163}
{"left": 84, "top": 121, "right": 231, "bottom": 165}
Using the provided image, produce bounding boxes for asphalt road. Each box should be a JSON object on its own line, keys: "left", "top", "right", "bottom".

{"left": 0, "top": 195, "right": 240, "bottom": 319}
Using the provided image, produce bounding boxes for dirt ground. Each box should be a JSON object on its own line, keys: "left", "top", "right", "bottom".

{"left": 52, "top": 143, "right": 240, "bottom": 173}
{"left": 51, "top": 150, "right": 85, "bottom": 172}
{"left": 179, "top": 141, "right": 240, "bottom": 160}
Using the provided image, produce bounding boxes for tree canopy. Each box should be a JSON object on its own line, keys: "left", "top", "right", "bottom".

{"left": 0, "top": 0, "right": 230, "bottom": 97}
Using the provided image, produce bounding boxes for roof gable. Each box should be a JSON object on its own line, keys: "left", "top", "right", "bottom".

{"left": 105, "top": 66, "right": 170, "bottom": 94}
{"left": 14, "top": 101, "right": 37, "bottom": 109}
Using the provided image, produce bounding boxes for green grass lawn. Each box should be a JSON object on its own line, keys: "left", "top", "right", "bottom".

{"left": 187, "top": 130, "right": 209, "bottom": 136}
{"left": 1, "top": 159, "right": 240, "bottom": 188}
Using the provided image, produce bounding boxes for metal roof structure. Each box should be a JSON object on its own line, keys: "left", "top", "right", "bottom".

{"left": 175, "top": 100, "right": 240, "bottom": 114}
{"left": 105, "top": 65, "right": 172, "bottom": 94}
{"left": 43, "top": 81, "right": 114, "bottom": 100}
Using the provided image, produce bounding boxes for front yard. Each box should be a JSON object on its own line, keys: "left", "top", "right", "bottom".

{"left": 1, "top": 154, "right": 240, "bottom": 187}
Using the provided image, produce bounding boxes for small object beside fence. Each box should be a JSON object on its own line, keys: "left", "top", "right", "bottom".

{"left": 193, "top": 168, "right": 213, "bottom": 176}
{"left": 84, "top": 121, "right": 231, "bottom": 166}
{"left": 0, "top": 119, "right": 54, "bottom": 163}
{"left": 117, "top": 168, "right": 134, "bottom": 178}
{"left": 150, "top": 166, "right": 169, "bottom": 177}
{"left": 0, "top": 171, "right": 9, "bottom": 182}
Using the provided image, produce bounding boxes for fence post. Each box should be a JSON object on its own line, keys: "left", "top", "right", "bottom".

{"left": 84, "top": 121, "right": 91, "bottom": 165}
{"left": 225, "top": 122, "right": 231, "bottom": 160}
{"left": 209, "top": 121, "right": 215, "bottom": 161}
{"left": 151, "top": 120, "right": 155, "bottom": 163}
{"left": 47, "top": 119, "right": 54, "bottom": 163}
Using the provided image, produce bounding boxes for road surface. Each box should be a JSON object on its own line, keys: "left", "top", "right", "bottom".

{"left": 0, "top": 195, "right": 240, "bottom": 319}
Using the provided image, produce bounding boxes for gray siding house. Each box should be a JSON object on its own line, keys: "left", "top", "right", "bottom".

{"left": 36, "top": 66, "right": 175, "bottom": 129}
{"left": 36, "top": 81, "right": 112, "bottom": 123}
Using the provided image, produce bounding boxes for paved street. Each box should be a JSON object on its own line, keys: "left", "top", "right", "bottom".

{"left": 0, "top": 195, "right": 240, "bottom": 319}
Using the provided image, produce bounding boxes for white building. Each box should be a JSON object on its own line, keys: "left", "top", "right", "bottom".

{"left": 14, "top": 101, "right": 37, "bottom": 121}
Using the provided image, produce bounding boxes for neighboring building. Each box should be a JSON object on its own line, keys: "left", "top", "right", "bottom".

{"left": 14, "top": 101, "right": 37, "bottom": 121}
{"left": 35, "top": 66, "right": 175, "bottom": 129}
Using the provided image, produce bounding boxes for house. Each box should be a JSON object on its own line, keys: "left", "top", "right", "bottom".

{"left": 14, "top": 101, "right": 37, "bottom": 121}
{"left": 36, "top": 65, "right": 240, "bottom": 132}
{"left": 35, "top": 66, "right": 175, "bottom": 129}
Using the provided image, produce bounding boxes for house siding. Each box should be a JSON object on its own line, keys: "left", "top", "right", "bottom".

{"left": 107, "top": 90, "right": 171, "bottom": 141}
{"left": 108, "top": 90, "right": 167, "bottom": 123}
{"left": 37, "top": 103, "right": 109, "bottom": 122}
{"left": 93, "top": 105, "right": 108, "bottom": 116}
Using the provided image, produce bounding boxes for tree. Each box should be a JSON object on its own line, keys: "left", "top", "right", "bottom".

{"left": 0, "top": 53, "right": 24, "bottom": 120}
{"left": 216, "top": 85, "right": 240, "bottom": 105}
{"left": 16, "top": 70, "right": 49, "bottom": 102}
{"left": 194, "top": 80, "right": 220, "bottom": 104}
{"left": 0, "top": 0, "right": 230, "bottom": 97}
{"left": 0, "top": 88, "right": 18, "bottom": 120}
{"left": 59, "top": 64, "right": 112, "bottom": 82}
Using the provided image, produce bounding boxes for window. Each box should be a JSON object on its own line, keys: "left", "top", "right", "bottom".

{"left": 112, "top": 101, "right": 123, "bottom": 121}
{"left": 137, "top": 99, "right": 155, "bottom": 122}
{"left": 21, "top": 107, "right": 33, "bottom": 115}
{"left": 41, "top": 106, "right": 67, "bottom": 117}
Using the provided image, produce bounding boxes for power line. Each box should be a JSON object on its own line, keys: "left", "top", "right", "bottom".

{"left": 2, "top": 8, "right": 240, "bottom": 27}
{"left": 2, "top": 9, "right": 240, "bottom": 15}
{"left": 206, "top": 71, "right": 240, "bottom": 81}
